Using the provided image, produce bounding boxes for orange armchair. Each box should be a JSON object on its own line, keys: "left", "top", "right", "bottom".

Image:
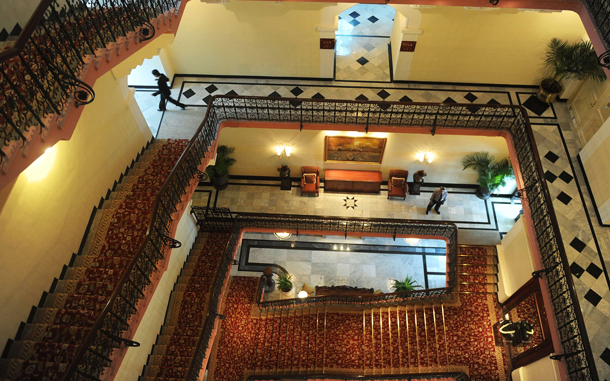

{"left": 387, "top": 170, "right": 408, "bottom": 200}
{"left": 301, "top": 166, "right": 320, "bottom": 196}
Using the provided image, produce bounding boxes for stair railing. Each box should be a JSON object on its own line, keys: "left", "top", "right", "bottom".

{"left": 246, "top": 372, "right": 471, "bottom": 381}
{"left": 0, "top": 0, "right": 183, "bottom": 165}
{"left": 175, "top": 96, "right": 596, "bottom": 381}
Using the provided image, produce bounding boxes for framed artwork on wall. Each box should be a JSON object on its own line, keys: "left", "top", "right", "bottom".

{"left": 324, "top": 136, "right": 387, "bottom": 164}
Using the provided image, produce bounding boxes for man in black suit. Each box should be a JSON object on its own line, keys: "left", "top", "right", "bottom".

{"left": 426, "top": 186, "right": 448, "bottom": 215}
{"left": 152, "top": 69, "right": 186, "bottom": 111}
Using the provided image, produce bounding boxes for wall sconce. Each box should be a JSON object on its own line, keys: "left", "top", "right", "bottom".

{"left": 404, "top": 238, "right": 422, "bottom": 245}
{"left": 274, "top": 232, "right": 292, "bottom": 240}
{"left": 298, "top": 290, "right": 308, "bottom": 298}
{"left": 276, "top": 146, "right": 292, "bottom": 159}
{"left": 415, "top": 152, "right": 435, "bottom": 165}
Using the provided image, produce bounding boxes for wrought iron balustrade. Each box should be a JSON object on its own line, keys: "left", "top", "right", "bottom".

{"left": 177, "top": 96, "right": 596, "bottom": 381}
{"left": 0, "top": 0, "right": 182, "bottom": 164}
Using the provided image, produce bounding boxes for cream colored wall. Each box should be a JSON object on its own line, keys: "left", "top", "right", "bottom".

{"left": 167, "top": 1, "right": 324, "bottom": 78}
{"left": 512, "top": 356, "right": 561, "bottom": 381}
{"left": 496, "top": 217, "right": 535, "bottom": 303}
{"left": 409, "top": 7, "right": 588, "bottom": 85}
{"left": 579, "top": 117, "right": 610, "bottom": 224}
{"left": 217, "top": 127, "right": 509, "bottom": 184}
{"left": 114, "top": 205, "right": 198, "bottom": 381}
{"left": 0, "top": 71, "right": 151, "bottom": 346}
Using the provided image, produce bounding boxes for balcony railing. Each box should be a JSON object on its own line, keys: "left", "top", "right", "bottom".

{"left": 246, "top": 372, "right": 470, "bottom": 381}
{"left": 171, "top": 96, "right": 596, "bottom": 381}
{"left": 0, "top": 0, "right": 182, "bottom": 165}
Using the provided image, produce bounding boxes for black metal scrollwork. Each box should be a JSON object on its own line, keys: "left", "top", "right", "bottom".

{"left": 162, "top": 234, "right": 182, "bottom": 249}
{"left": 599, "top": 50, "right": 610, "bottom": 69}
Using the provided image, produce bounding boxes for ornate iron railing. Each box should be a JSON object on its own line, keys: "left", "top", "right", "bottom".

{"left": 0, "top": 0, "right": 181, "bottom": 164}
{"left": 246, "top": 372, "right": 470, "bottom": 381}
{"left": 583, "top": 0, "right": 610, "bottom": 67}
{"left": 176, "top": 96, "right": 596, "bottom": 381}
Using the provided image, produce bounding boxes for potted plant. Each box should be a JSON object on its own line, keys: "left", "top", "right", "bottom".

{"left": 462, "top": 151, "right": 514, "bottom": 200}
{"left": 205, "top": 145, "right": 236, "bottom": 190}
{"left": 391, "top": 275, "right": 422, "bottom": 293}
{"left": 538, "top": 38, "right": 606, "bottom": 104}
{"left": 277, "top": 273, "right": 293, "bottom": 296}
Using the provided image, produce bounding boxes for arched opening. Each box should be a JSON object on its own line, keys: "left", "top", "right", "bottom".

{"left": 335, "top": 4, "right": 397, "bottom": 82}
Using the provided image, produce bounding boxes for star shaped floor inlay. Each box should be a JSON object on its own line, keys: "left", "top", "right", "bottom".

{"left": 343, "top": 196, "right": 358, "bottom": 209}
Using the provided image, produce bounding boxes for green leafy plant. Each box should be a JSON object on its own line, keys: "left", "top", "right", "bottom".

{"left": 391, "top": 275, "right": 422, "bottom": 293}
{"left": 542, "top": 38, "right": 606, "bottom": 92}
{"left": 205, "top": 145, "right": 236, "bottom": 177}
{"left": 277, "top": 273, "right": 293, "bottom": 293}
{"left": 462, "top": 151, "right": 514, "bottom": 197}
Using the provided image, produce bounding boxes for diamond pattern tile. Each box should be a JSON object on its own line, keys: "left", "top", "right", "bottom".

{"left": 312, "top": 92, "right": 325, "bottom": 99}
{"left": 557, "top": 191, "right": 572, "bottom": 205}
{"left": 400, "top": 95, "right": 412, "bottom": 103}
{"left": 586, "top": 263, "right": 603, "bottom": 279}
{"left": 464, "top": 92, "right": 478, "bottom": 102}
{"left": 544, "top": 171, "right": 557, "bottom": 183}
{"left": 349, "top": 19, "right": 361, "bottom": 27}
{"left": 202, "top": 95, "right": 212, "bottom": 105}
{"left": 356, "top": 94, "right": 369, "bottom": 101}
{"left": 584, "top": 289, "right": 602, "bottom": 306}
{"left": 443, "top": 97, "right": 457, "bottom": 104}
{"left": 522, "top": 95, "right": 550, "bottom": 117}
{"left": 290, "top": 87, "right": 304, "bottom": 97}
{"left": 268, "top": 91, "right": 281, "bottom": 98}
{"left": 368, "top": 15, "right": 379, "bottom": 23}
{"left": 544, "top": 151, "right": 560, "bottom": 163}
{"left": 349, "top": 11, "right": 360, "bottom": 18}
{"left": 570, "top": 262, "right": 585, "bottom": 278}
{"left": 182, "top": 89, "right": 196, "bottom": 99}
{"left": 205, "top": 84, "right": 218, "bottom": 94}
{"left": 487, "top": 99, "right": 500, "bottom": 105}
{"left": 466, "top": 105, "right": 481, "bottom": 113}
{"left": 601, "top": 348, "right": 610, "bottom": 366}
{"left": 569, "top": 237, "right": 587, "bottom": 253}
{"left": 356, "top": 56, "right": 369, "bottom": 66}
{"left": 559, "top": 171, "right": 574, "bottom": 184}
{"left": 377, "top": 90, "right": 390, "bottom": 99}
{"left": 225, "top": 90, "right": 238, "bottom": 96}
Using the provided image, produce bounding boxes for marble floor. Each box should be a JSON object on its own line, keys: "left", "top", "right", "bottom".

{"left": 134, "top": 76, "right": 610, "bottom": 379}
{"left": 335, "top": 4, "right": 395, "bottom": 82}
{"left": 231, "top": 232, "right": 447, "bottom": 301}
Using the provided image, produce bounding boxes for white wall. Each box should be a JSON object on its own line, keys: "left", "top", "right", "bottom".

{"left": 0, "top": 71, "right": 151, "bottom": 346}
{"left": 497, "top": 217, "right": 535, "bottom": 303}
{"left": 128, "top": 55, "right": 165, "bottom": 87}
{"left": 217, "top": 127, "right": 510, "bottom": 185}
{"left": 512, "top": 356, "right": 561, "bottom": 381}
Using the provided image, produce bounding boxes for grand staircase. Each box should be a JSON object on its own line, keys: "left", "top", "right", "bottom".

{"left": 0, "top": 139, "right": 189, "bottom": 381}
{"left": 209, "top": 246, "right": 505, "bottom": 380}
{"left": 139, "top": 232, "right": 231, "bottom": 381}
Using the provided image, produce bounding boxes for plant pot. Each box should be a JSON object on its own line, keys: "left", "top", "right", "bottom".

{"left": 278, "top": 287, "right": 293, "bottom": 298}
{"left": 475, "top": 186, "right": 493, "bottom": 200}
{"left": 536, "top": 79, "right": 562, "bottom": 104}
{"left": 211, "top": 174, "right": 229, "bottom": 190}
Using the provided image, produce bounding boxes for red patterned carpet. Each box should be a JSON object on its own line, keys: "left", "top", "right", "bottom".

{"left": 209, "top": 247, "right": 508, "bottom": 381}
{"left": 139, "top": 232, "right": 231, "bottom": 380}
{"left": 0, "top": 139, "right": 189, "bottom": 381}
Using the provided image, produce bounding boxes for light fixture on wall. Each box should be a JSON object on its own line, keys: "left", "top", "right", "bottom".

{"left": 404, "top": 238, "right": 422, "bottom": 245}
{"left": 274, "top": 232, "right": 292, "bottom": 240}
{"left": 276, "top": 146, "right": 292, "bottom": 159}
{"left": 415, "top": 152, "right": 435, "bottom": 165}
{"left": 298, "top": 290, "right": 308, "bottom": 298}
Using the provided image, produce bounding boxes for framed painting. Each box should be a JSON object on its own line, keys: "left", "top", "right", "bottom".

{"left": 324, "top": 136, "right": 387, "bottom": 164}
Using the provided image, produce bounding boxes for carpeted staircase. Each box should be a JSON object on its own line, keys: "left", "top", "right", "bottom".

{"left": 0, "top": 139, "right": 189, "bottom": 381}
{"left": 139, "top": 232, "right": 231, "bottom": 381}
{"left": 209, "top": 246, "right": 507, "bottom": 381}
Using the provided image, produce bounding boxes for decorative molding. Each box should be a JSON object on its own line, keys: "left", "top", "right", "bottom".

{"left": 400, "top": 41, "right": 417, "bottom": 52}
{"left": 320, "top": 38, "right": 336, "bottom": 50}
{"left": 402, "top": 28, "right": 423, "bottom": 35}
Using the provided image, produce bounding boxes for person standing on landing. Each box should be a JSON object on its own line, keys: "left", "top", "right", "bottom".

{"left": 427, "top": 186, "right": 448, "bottom": 215}
{"left": 152, "top": 69, "right": 186, "bottom": 111}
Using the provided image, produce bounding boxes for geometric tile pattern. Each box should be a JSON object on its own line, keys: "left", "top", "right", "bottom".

{"left": 532, "top": 123, "right": 610, "bottom": 380}
{"left": 335, "top": 5, "right": 396, "bottom": 82}
{"left": 517, "top": 92, "right": 557, "bottom": 119}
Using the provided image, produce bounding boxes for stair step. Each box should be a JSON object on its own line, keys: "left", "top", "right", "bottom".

{"left": 43, "top": 293, "right": 110, "bottom": 312}
{"left": 0, "top": 358, "right": 69, "bottom": 380}
{"left": 70, "top": 255, "right": 133, "bottom": 270}
{"left": 151, "top": 345, "right": 196, "bottom": 358}
{"left": 142, "top": 365, "right": 188, "bottom": 379}
{"left": 61, "top": 267, "right": 125, "bottom": 283}
{"left": 53, "top": 279, "right": 118, "bottom": 297}
{"left": 5, "top": 341, "right": 80, "bottom": 362}
{"left": 148, "top": 354, "right": 192, "bottom": 368}
{"left": 31, "top": 308, "right": 100, "bottom": 327}
{"left": 19, "top": 324, "right": 92, "bottom": 345}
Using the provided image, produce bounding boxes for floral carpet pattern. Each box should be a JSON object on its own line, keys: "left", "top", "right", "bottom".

{"left": 0, "top": 139, "right": 189, "bottom": 381}
{"left": 139, "top": 232, "right": 231, "bottom": 380}
{"left": 209, "top": 246, "right": 508, "bottom": 381}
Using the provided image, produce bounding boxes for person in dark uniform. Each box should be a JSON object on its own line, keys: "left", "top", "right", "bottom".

{"left": 152, "top": 69, "right": 186, "bottom": 111}
{"left": 426, "top": 186, "right": 448, "bottom": 215}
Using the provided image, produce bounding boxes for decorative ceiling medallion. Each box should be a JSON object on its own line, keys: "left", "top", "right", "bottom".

{"left": 343, "top": 196, "right": 358, "bottom": 210}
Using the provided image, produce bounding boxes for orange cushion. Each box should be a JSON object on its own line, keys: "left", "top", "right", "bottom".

{"left": 304, "top": 173, "right": 317, "bottom": 184}
{"left": 391, "top": 177, "right": 405, "bottom": 187}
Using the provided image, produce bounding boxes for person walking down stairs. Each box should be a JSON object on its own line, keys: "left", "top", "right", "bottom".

{"left": 152, "top": 69, "right": 186, "bottom": 111}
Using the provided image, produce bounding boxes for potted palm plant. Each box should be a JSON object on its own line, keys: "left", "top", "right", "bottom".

{"left": 205, "top": 145, "right": 236, "bottom": 190}
{"left": 462, "top": 151, "right": 514, "bottom": 200}
{"left": 391, "top": 275, "right": 422, "bottom": 293}
{"left": 538, "top": 38, "right": 606, "bottom": 104}
{"left": 277, "top": 273, "right": 293, "bottom": 296}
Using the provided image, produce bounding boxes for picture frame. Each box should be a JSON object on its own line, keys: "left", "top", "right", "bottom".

{"left": 324, "top": 136, "right": 387, "bottom": 164}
